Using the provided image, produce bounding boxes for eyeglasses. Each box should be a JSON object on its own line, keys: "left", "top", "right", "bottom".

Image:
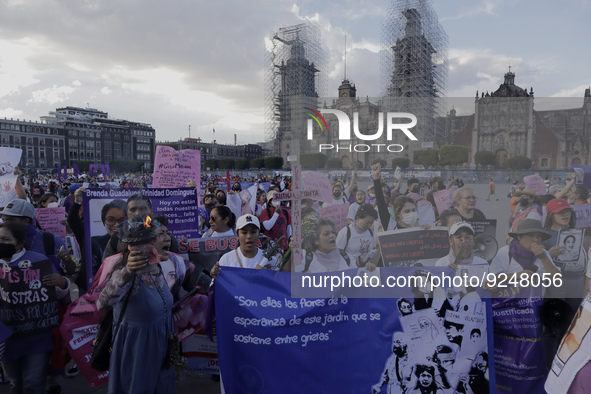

{"left": 461, "top": 196, "right": 478, "bottom": 201}
{"left": 105, "top": 217, "right": 126, "bottom": 225}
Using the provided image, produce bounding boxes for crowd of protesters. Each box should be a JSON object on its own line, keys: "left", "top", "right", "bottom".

{"left": 1, "top": 163, "right": 591, "bottom": 393}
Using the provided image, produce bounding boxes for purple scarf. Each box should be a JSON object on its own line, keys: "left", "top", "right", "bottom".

{"left": 510, "top": 241, "right": 537, "bottom": 270}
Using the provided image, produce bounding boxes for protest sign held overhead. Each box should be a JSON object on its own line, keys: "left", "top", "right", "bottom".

{"left": 153, "top": 146, "right": 201, "bottom": 196}
{"left": 0, "top": 147, "right": 21, "bottom": 208}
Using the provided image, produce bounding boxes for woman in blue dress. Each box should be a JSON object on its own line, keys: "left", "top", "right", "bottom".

{"left": 98, "top": 215, "right": 190, "bottom": 394}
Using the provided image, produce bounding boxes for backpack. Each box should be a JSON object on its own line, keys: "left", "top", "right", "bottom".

{"left": 509, "top": 206, "right": 538, "bottom": 232}
{"left": 343, "top": 226, "right": 373, "bottom": 251}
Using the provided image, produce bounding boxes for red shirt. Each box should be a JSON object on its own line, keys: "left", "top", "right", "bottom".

{"left": 259, "top": 207, "right": 291, "bottom": 250}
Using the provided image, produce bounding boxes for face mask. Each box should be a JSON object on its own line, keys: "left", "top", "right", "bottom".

{"left": 271, "top": 200, "right": 280, "bottom": 208}
{"left": 401, "top": 212, "right": 418, "bottom": 226}
{"left": 519, "top": 197, "right": 530, "bottom": 206}
{"left": 368, "top": 193, "right": 375, "bottom": 198}
{"left": 333, "top": 191, "right": 341, "bottom": 198}
{"left": 0, "top": 243, "right": 17, "bottom": 260}
{"left": 47, "top": 202, "right": 59, "bottom": 208}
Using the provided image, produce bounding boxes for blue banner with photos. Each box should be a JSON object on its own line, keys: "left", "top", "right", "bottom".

{"left": 215, "top": 267, "right": 496, "bottom": 394}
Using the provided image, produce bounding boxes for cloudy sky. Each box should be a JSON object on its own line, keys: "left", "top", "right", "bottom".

{"left": 0, "top": 0, "right": 589, "bottom": 145}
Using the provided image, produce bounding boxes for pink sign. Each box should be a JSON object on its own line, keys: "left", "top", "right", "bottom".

{"left": 433, "top": 187, "right": 457, "bottom": 215}
{"left": 302, "top": 171, "right": 332, "bottom": 203}
{"left": 320, "top": 204, "right": 350, "bottom": 233}
{"left": 153, "top": 146, "right": 201, "bottom": 197}
{"left": 524, "top": 174, "right": 547, "bottom": 195}
{"left": 35, "top": 207, "right": 66, "bottom": 243}
{"left": 59, "top": 259, "right": 114, "bottom": 388}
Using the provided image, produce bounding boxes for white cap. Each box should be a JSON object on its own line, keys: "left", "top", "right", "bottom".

{"left": 449, "top": 222, "right": 474, "bottom": 237}
{"left": 236, "top": 214, "right": 260, "bottom": 230}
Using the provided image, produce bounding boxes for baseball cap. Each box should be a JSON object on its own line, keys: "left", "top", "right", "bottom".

{"left": 69, "top": 183, "right": 80, "bottom": 193}
{"left": 236, "top": 214, "right": 260, "bottom": 230}
{"left": 449, "top": 222, "right": 475, "bottom": 237}
{"left": 2, "top": 199, "right": 35, "bottom": 219}
{"left": 546, "top": 198, "right": 571, "bottom": 214}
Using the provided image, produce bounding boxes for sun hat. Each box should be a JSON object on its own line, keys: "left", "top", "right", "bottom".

{"left": 514, "top": 188, "right": 538, "bottom": 198}
{"left": 508, "top": 219, "right": 552, "bottom": 241}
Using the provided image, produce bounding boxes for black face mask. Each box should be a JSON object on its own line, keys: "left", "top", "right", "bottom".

{"left": 0, "top": 243, "right": 17, "bottom": 260}
{"left": 519, "top": 197, "right": 531, "bottom": 206}
{"left": 333, "top": 191, "right": 342, "bottom": 198}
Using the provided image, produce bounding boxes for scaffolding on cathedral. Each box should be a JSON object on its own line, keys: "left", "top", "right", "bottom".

{"left": 381, "top": 0, "right": 448, "bottom": 143}
{"left": 264, "top": 22, "right": 326, "bottom": 157}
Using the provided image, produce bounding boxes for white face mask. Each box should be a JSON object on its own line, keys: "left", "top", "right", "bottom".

{"left": 271, "top": 200, "right": 280, "bottom": 208}
{"left": 401, "top": 211, "right": 418, "bottom": 225}
{"left": 368, "top": 193, "right": 375, "bottom": 198}
{"left": 47, "top": 202, "right": 59, "bottom": 208}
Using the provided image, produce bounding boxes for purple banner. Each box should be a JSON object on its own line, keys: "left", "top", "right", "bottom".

{"left": 492, "top": 286, "right": 546, "bottom": 393}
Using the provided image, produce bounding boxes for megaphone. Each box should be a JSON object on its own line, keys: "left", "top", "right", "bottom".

{"left": 472, "top": 233, "right": 498, "bottom": 262}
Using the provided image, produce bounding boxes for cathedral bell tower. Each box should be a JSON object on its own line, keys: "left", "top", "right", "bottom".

{"left": 337, "top": 79, "right": 356, "bottom": 99}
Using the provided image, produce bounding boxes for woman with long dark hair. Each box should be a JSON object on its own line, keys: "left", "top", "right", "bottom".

{"left": 202, "top": 206, "right": 236, "bottom": 238}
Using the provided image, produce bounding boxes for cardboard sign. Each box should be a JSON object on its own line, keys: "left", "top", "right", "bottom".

{"left": 378, "top": 228, "right": 449, "bottom": 266}
{"left": 302, "top": 171, "right": 332, "bottom": 203}
{"left": 35, "top": 207, "right": 67, "bottom": 243}
{"left": 524, "top": 174, "right": 547, "bottom": 195}
{"left": 320, "top": 203, "right": 350, "bottom": 234}
{"left": 152, "top": 146, "right": 201, "bottom": 197}
{"left": 432, "top": 187, "right": 457, "bottom": 215}
{"left": 0, "top": 147, "right": 22, "bottom": 208}
{"left": 0, "top": 258, "right": 58, "bottom": 334}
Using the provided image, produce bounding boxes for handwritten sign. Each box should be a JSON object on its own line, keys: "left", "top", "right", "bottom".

{"left": 35, "top": 207, "right": 67, "bottom": 243}
{"left": 320, "top": 204, "right": 350, "bottom": 234}
{"left": 524, "top": 174, "right": 547, "bottom": 195}
{"left": 153, "top": 146, "right": 201, "bottom": 197}
{"left": 0, "top": 147, "right": 22, "bottom": 208}
{"left": 0, "top": 258, "right": 58, "bottom": 334}
{"left": 274, "top": 189, "right": 320, "bottom": 202}
{"left": 432, "top": 187, "right": 457, "bottom": 215}
{"left": 302, "top": 171, "right": 332, "bottom": 203}
{"left": 377, "top": 228, "right": 449, "bottom": 266}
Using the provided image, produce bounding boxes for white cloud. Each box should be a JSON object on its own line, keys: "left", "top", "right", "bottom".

{"left": 0, "top": 108, "right": 24, "bottom": 118}
{"left": 100, "top": 87, "right": 112, "bottom": 95}
{"left": 29, "top": 85, "right": 76, "bottom": 104}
